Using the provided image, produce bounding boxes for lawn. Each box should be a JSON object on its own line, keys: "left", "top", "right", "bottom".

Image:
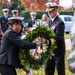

{"left": 64, "top": 34, "right": 71, "bottom": 39}
{"left": 16, "top": 50, "right": 73, "bottom": 75}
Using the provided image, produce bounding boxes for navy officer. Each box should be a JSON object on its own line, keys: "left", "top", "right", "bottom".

{"left": 0, "top": 8, "right": 10, "bottom": 33}
{"left": 28, "top": 12, "right": 37, "bottom": 28}
{"left": 45, "top": 2, "right": 65, "bottom": 75}
{"left": 0, "top": 17, "right": 41, "bottom": 75}
{"left": 11, "top": 10, "right": 19, "bottom": 17}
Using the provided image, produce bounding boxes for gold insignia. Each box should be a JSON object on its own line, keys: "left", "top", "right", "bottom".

{"left": 51, "top": 25, "right": 55, "bottom": 30}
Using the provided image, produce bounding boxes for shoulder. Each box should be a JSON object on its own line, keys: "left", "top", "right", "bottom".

{"left": 8, "top": 16, "right": 11, "bottom": 18}
{"left": 56, "top": 16, "right": 63, "bottom": 22}
{"left": 0, "top": 16, "right": 4, "bottom": 19}
{"left": 3, "top": 28, "right": 17, "bottom": 37}
{"left": 55, "top": 16, "right": 64, "bottom": 24}
{"left": 28, "top": 19, "right": 32, "bottom": 21}
{"left": 28, "top": 19, "right": 32, "bottom": 23}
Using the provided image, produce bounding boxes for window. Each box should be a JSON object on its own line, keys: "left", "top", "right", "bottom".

{"left": 64, "top": 17, "right": 73, "bottom": 21}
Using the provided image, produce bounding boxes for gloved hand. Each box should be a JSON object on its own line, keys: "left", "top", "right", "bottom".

{"left": 37, "top": 38, "right": 56, "bottom": 46}
{"left": 21, "top": 35, "right": 26, "bottom": 40}
{"left": 46, "top": 39, "right": 56, "bottom": 46}
{"left": 36, "top": 39, "right": 42, "bottom": 46}
{"left": 50, "top": 39, "right": 56, "bottom": 46}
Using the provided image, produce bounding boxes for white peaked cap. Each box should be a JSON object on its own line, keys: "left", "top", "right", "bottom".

{"left": 30, "top": 12, "right": 37, "bottom": 15}
{"left": 11, "top": 10, "right": 18, "bottom": 13}
{"left": 8, "top": 17, "right": 24, "bottom": 21}
{"left": 2, "top": 8, "right": 9, "bottom": 12}
{"left": 46, "top": 2, "right": 58, "bottom": 12}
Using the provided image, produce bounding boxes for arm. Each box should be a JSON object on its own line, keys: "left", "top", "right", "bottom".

{"left": 28, "top": 19, "right": 32, "bottom": 27}
{"left": 54, "top": 22, "right": 65, "bottom": 42}
{"left": 7, "top": 31, "right": 37, "bottom": 49}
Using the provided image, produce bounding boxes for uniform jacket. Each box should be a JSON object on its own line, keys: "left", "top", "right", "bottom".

{"left": 0, "top": 28, "right": 36, "bottom": 68}
{"left": 28, "top": 19, "right": 36, "bottom": 27}
{"left": 47, "top": 15, "right": 65, "bottom": 56}
{"left": 0, "top": 16, "right": 10, "bottom": 33}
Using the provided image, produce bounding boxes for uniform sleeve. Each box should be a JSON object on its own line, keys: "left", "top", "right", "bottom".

{"left": 54, "top": 22, "right": 65, "bottom": 42}
{"left": 28, "top": 19, "right": 31, "bottom": 27}
{"left": 7, "top": 31, "right": 37, "bottom": 49}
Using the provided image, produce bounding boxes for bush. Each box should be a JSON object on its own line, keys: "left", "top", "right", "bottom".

{"left": 20, "top": 11, "right": 49, "bottom": 22}
{"left": 59, "top": 10, "right": 74, "bottom": 16}
{"left": 20, "top": 10, "right": 74, "bottom": 23}
{"left": 0, "top": 9, "right": 2, "bottom": 16}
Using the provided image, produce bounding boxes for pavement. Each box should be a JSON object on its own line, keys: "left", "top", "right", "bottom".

{"left": 65, "top": 39, "right": 71, "bottom": 50}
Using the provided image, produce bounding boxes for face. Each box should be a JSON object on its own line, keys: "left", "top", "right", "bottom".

{"left": 48, "top": 9, "right": 57, "bottom": 18}
{"left": 31, "top": 15, "right": 36, "bottom": 20}
{"left": 13, "top": 13, "right": 18, "bottom": 17}
{"left": 42, "top": 15, "right": 47, "bottom": 21}
{"left": 3, "top": 11, "right": 8, "bottom": 16}
{"left": 14, "top": 23, "right": 22, "bottom": 33}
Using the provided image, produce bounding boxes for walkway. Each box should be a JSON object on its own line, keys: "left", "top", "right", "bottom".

{"left": 65, "top": 39, "right": 71, "bottom": 50}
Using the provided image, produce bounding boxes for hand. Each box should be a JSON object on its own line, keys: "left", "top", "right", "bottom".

{"left": 50, "top": 39, "right": 56, "bottom": 45}
{"left": 36, "top": 40, "right": 41, "bottom": 46}
{"left": 41, "top": 38, "right": 50, "bottom": 45}
{"left": 41, "top": 38, "right": 46, "bottom": 44}
{"left": 41, "top": 38, "right": 56, "bottom": 45}
{"left": 22, "top": 68, "right": 29, "bottom": 73}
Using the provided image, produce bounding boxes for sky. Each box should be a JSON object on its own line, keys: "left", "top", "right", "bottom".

{"left": 59, "top": 0, "right": 72, "bottom": 8}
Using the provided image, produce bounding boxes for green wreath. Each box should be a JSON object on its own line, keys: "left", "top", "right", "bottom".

{"left": 19, "top": 26, "right": 57, "bottom": 70}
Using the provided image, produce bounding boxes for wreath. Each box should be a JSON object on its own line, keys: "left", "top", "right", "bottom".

{"left": 19, "top": 26, "right": 57, "bottom": 70}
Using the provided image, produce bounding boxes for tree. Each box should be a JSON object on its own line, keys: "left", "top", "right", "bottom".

{"left": 9, "top": 0, "right": 25, "bottom": 15}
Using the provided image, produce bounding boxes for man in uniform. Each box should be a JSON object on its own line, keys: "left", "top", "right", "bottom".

{"left": 45, "top": 2, "right": 65, "bottom": 75}
{"left": 28, "top": 12, "right": 37, "bottom": 28}
{"left": 11, "top": 10, "right": 19, "bottom": 17}
{"left": 11, "top": 9, "right": 24, "bottom": 36}
{"left": 0, "top": 8, "right": 10, "bottom": 33}
{"left": 0, "top": 17, "right": 41, "bottom": 75}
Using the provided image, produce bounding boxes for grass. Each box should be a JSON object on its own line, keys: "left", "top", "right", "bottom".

{"left": 16, "top": 50, "right": 73, "bottom": 75}
{"left": 64, "top": 34, "right": 71, "bottom": 39}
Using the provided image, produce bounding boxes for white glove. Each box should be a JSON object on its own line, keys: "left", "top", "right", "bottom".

{"left": 21, "top": 35, "right": 26, "bottom": 40}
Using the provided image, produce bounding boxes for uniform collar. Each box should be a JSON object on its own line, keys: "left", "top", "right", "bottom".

{"left": 51, "top": 15, "right": 57, "bottom": 22}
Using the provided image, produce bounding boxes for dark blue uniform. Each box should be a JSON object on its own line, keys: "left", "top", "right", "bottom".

{"left": 45, "top": 15, "right": 65, "bottom": 75}
{"left": 0, "top": 28, "right": 36, "bottom": 68}
{"left": 0, "top": 28, "right": 37, "bottom": 75}
{"left": 28, "top": 19, "right": 36, "bottom": 27}
{"left": 0, "top": 16, "right": 10, "bottom": 33}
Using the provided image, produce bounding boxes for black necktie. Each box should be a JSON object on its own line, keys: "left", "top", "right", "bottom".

{"left": 50, "top": 20, "right": 53, "bottom": 25}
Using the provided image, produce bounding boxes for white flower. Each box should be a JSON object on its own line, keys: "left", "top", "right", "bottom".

{"left": 35, "top": 55, "right": 40, "bottom": 59}
{"left": 38, "top": 50, "right": 43, "bottom": 54}
{"left": 30, "top": 28, "right": 36, "bottom": 31}
{"left": 43, "top": 49, "right": 47, "bottom": 53}
{"left": 21, "top": 35, "right": 26, "bottom": 39}
{"left": 37, "top": 46, "right": 43, "bottom": 54}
